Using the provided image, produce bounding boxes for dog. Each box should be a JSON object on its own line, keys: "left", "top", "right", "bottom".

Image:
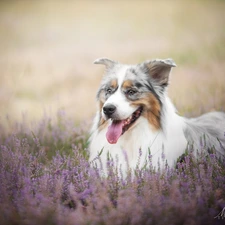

{"left": 89, "top": 58, "right": 225, "bottom": 173}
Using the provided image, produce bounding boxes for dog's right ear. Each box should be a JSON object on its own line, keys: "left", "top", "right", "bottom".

{"left": 93, "top": 58, "right": 118, "bottom": 70}
{"left": 141, "top": 58, "right": 176, "bottom": 87}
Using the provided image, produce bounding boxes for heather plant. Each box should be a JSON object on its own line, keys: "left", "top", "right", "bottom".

{"left": 0, "top": 111, "right": 225, "bottom": 225}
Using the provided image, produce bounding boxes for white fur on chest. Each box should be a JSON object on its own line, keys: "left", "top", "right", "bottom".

{"left": 89, "top": 108, "right": 187, "bottom": 173}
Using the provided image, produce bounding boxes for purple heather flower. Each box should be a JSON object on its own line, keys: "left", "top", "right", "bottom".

{"left": 0, "top": 111, "right": 225, "bottom": 225}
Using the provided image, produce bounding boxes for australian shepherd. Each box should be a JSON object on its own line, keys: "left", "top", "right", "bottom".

{"left": 89, "top": 58, "right": 225, "bottom": 173}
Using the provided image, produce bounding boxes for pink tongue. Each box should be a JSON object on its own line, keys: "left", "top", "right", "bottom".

{"left": 106, "top": 121, "right": 123, "bottom": 144}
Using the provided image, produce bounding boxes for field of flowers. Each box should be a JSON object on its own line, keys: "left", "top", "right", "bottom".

{"left": 0, "top": 110, "right": 225, "bottom": 225}
{"left": 1, "top": 0, "right": 225, "bottom": 224}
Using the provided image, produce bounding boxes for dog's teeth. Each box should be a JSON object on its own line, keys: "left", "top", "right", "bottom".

{"left": 122, "top": 107, "right": 142, "bottom": 130}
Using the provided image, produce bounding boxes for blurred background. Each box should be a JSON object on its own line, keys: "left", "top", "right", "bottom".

{"left": 0, "top": 0, "right": 225, "bottom": 125}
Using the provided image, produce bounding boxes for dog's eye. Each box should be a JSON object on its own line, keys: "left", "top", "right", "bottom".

{"left": 106, "top": 88, "right": 112, "bottom": 95}
{"left": 127, "top": 89, "right": 137, "bottom": 96}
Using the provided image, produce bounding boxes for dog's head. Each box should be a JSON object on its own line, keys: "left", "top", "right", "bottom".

{"left": 95, "top": 58, "right": 176, "bottom": 144}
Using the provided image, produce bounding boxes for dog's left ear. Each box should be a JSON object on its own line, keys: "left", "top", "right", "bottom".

{"left": 141, "top": 58, "right": 176, "bottom": 87}
{"left": 93, "top": 58, "right": 118, "bottom": 70}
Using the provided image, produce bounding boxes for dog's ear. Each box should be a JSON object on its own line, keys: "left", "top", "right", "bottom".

{"left": 93, "top": 58, "right": 118, "bottom": 70}
{"left": 141, "top": 58, "right": 176, "bottom": 87}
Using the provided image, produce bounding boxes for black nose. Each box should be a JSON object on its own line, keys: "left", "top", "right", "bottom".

{"left": 103, "top": 104, "right": 116, "bottom": 117}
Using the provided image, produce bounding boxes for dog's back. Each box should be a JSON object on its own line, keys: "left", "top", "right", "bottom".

{"left": 184, "top": 111, "right": 225, "bottom": 156}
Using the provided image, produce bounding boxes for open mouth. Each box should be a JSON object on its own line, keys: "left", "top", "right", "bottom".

{"left": 106, "top": 107, "right": 143, "bottom": 144}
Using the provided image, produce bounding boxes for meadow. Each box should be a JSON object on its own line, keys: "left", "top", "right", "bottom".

{"left": 0, "top": 0, "right": 225, "bottom": 224}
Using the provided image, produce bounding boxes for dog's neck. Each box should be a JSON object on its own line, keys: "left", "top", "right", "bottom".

{"left": 121, "top": 96, "right": 187, "bottom": 165}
